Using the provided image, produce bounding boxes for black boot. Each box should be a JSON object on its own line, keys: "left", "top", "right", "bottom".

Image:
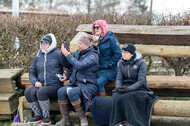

{"left": 28, "top": 101, "right": 43, "bottom": 124}
{"left": 39, "top": 100, "right": 51, "bottom": 125}
{"left": 72, "top": 99, "right": 88, "bottom": 126}
{"left": 56, "top": 100, "right": 70, "bottom": 126}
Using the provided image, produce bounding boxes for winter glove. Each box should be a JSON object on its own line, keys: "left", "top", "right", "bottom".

{"left": 116, "top": 86, "right": 129, "bottom": 94}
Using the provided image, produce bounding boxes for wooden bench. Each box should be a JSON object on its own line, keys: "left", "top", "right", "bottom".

{"left": 0, "top": 68, "right": 24, "bottom": 120}
{"left": 17, "top": 24, "right": 190, "bottom": 125}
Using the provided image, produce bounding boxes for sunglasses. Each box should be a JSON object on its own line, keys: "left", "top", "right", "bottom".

{"left": 93, "top": 26, "right": 101, "bottom": 30}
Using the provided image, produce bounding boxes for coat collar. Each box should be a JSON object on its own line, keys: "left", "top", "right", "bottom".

{"left": 98, "top": 31, "right": 113, "bottom": 43}
{"left": 121, "top": 51, "right": 143, "bottom": 65}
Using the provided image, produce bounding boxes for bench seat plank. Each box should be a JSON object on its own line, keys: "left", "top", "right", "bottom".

{"left": 105, "top": 76, "right": 190, "bottom": 89}
{"left": 22, "top": 73, "right": 190, "bottom": 89}
{"left": 153, "top": 100, "right": 190, "bottom": 117}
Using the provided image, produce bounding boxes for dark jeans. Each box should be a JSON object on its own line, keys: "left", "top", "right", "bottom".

{"left": 24, "top": 86, "right": 60, "bottom": 102}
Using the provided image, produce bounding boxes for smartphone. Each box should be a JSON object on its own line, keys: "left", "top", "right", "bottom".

{"left": 63, "top": 41, "right": 70, "bottom": 52}
{"left": 56, "top": 74, "right": 62, "bottom": 79}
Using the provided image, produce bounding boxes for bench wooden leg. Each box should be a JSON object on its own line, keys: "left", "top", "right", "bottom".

{"left": 19, "top": 96, "right": 25, "bottom": 122}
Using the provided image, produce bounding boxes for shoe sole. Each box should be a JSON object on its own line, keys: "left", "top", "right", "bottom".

{"left": 41, "top": 123, "right": 51, "bottom": 126}
{"left": 28, "top": 121, "right": 39, "bottom": 124}
{"left": 41, "top": 121, "right": 52, "bottom": 126}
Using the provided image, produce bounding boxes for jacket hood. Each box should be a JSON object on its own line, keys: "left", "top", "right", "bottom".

{"left": 92, "top": 20, "right": 109, "bottom": 39}
{"left": 134, "top": 51, "right": 142, "bottom": 60}
{"left": 40, "top": 33, "right": 57, "bottom": 54}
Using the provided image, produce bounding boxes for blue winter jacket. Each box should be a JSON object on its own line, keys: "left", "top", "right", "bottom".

{"left": 29, "top": 33, "right": 71, "bottom": 88}
{"left": 97, "top": 31, "right": 122, "bottom": 81}
{"left": 65, "top": 45, "right": 99, "bottom": 112}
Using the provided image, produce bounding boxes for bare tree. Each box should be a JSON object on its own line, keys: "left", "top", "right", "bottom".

{"left": 128, "top": 0, "right": 148, "bottom": 13}
{"left": 93, "top": 0, "right": 120, "bottom": 13}
{"left": 0, "top": 0, "right": 12, "bottom": 7}
{"left": 87, "top": 0, "right": 91, "bottom": 13}
{"left": 19, "top": 0, "right": 48, "bottom": 8}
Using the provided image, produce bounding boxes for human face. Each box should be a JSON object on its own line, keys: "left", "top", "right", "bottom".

{"left": 122, "top": 50, "right": 133, "bottom": 61}
{"left": 78, "top": 41, "right": 89, "bottom": 51}
{"left": 41, "top": 42, "right": 50, "bottom": 50}
{"left": 93, "top": 24, "right": 103, "bottom": 36}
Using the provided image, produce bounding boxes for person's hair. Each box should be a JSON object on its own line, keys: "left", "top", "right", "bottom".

{"left": 78, "top": 36, "right": 92, "bottom": 46}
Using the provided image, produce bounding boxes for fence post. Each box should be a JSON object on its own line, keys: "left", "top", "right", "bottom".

{"left": 12, "top": 0, "right": 19, "bottom": 17}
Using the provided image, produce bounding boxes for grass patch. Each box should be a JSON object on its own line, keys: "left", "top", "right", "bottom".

{"left": 0, "top": 120, "right": 12, "bottom": 126}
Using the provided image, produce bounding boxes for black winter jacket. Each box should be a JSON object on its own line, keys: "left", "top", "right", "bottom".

{"left": 116, "top": 51, "right": 149, "bottom": 91}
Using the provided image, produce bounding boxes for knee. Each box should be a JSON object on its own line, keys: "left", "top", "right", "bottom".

{"left": 97, "top": 77, "right": 108, "bottom": 86}
{"left": 24, "top": 86, "right": 35, "bottom": 96}
{"left": 97, "top": 78, "right": 103, "bottom": 86}
{"left": 24, "top": 87, "right": 30, "bottom": 96}
{"left": 67, "top": 89, "right": 76, "bottom": 98}
{"left": 37, "top": 88, "right": 46, "bottom": 96}
{"left": 67, "top": 89, "right": 80, "bottom": 102}
{"left": 57, "top": 87, "right": 67, "bottom": 99}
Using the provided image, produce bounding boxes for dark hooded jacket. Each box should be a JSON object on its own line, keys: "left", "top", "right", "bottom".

{"left": 65, "top": 45, "right": 99, "bottom": 112}
{"left": 29, "top": 33, "right": 71, "bottom": 88}
{"left": 92, "top": 20, "right": 122, "bottom": 81}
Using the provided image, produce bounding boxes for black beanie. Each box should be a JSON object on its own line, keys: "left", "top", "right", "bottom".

{"left": 122, "top": 43, "right": 136, "bottom": 55}
{"left": 41, "top": 35, "right": 52, "bottom": 45}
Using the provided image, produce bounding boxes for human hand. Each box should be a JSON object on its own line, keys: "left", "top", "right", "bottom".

{"left": 92, "top": 35, "right": 100, "bottom": 46}
{"left": 59, "top": 75, "right": 67, "bottom": 82}
{"left": 35, "top": 81, "right": 42, "bottom": 88}
{"left": 62, "top": 43, "right": 70, "bottom": 57}
{"left": 116, "top": 87, "right": 128, "bottom": 94}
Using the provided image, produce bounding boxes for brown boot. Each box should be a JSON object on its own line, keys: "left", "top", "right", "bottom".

{"left": 56, "top": 100, "right": 70, "bottom": 126}
{"left": 96, "top": 92, "right": 106, "bottom": 96}
{"left": 71, "top": 99, "right": 88, "bottom": 126}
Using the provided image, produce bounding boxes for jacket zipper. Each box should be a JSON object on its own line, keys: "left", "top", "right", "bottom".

{"left": 44, "top": 53, "right": 47, "bottom": 86}
{"left": 127, "top": 65, "right": 130, "bottom": 78}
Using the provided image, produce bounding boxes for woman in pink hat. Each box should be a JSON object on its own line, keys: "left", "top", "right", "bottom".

{"left": 92, "top": 19, "right": 122, "bottom": 96}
